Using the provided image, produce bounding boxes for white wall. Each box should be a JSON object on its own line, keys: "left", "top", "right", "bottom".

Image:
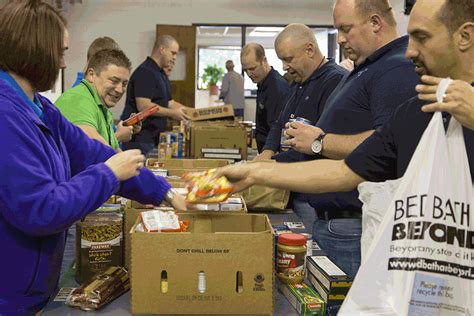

{"left": 61, "top": 0, "right": 410, "bottom": 119}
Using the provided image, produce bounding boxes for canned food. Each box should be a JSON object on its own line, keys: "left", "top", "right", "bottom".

{"left": 280, "top": 117, "right": 313, "bottom": 149}
{"left": 280, "top": 118, "right": 296, "bottom": 149}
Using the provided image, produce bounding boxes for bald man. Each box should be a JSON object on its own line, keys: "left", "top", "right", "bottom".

{"left": 241, "top": 43, "right": 290, "bottom": 152}
{"left": 121, "top": 34, "right": 190, "bottom": 154}
{"left": 254, "top": 23, "right": 347, "bottom": 236}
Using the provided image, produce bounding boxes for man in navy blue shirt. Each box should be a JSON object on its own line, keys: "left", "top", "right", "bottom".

{"left": 121, "top": 35, "right": 190, "bottom": 154}
{"left": 215, "top": 0, "right": 474, "bottom": 278}
{"left": 252, "top": 23, "right": 346, "bottom": 232}
{"left": 241, "top": 43, "right": 290, "bottom": 153}
{"left": 256, "top": 24, "right": 347, "bottom": 163}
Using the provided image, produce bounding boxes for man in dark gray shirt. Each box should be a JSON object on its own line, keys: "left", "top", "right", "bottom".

{"left": 219, "top": 60, "right": 245, "bottom": 117}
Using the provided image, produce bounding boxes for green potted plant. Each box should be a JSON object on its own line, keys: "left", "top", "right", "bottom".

{"left": 201, "top": 64, "right": 224, "bottom": 95}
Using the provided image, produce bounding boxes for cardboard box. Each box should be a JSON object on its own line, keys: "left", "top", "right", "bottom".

{"left": 130, "top": 213, "right": 274, "bottom": 315}
{"left": 306, "top": 256, "right": 352, "bottom": 294}
{"left": 123, "top": 196, "right": 248, "bottom": 269}
{"left": 307, "top": 271, "right": 346, "bottom": 306}
{"left": 278, "top": 282, "right": 325, "bottom": 315}
{"left": 191, "top": 124, "right": 247, "bottom": 160}
{"left": 146, "top": 158, "right": 229, "bottom": 177}
{"left": 185, "top": 104, "right": 234, "bottom": 121}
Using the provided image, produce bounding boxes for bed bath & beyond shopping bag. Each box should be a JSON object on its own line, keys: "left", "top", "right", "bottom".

{"left": 339, "top": 112, "right": 474, "bottom": 315}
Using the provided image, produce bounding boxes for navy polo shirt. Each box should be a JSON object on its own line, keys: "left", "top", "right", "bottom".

{"left": 307, "top": 36, "right": 419, "bottom": 214}
{"left": 346, "top": 96, "right": 474, "bottom": 182}
{"left": 121, "top": 57, "right": 171, "bottom": 144}
{"left": 255, "top": 67, "right": 290, "bottom": 152}
{"left": 263, "top": 60, "right": 347, "bottom": 162}
{"left": 318, "top": 36, "right": 419, "bottom": 133}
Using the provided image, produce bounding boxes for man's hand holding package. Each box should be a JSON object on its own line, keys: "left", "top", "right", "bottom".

{"left": 170, "top": 107, "right": 191, "bottom": 121}
{"left": 212, "top": 163, "right": 258, "bottom": 193}
{"left": 115, "top": 120, "right": 134, "bottom": 142}
{"left": 130, "top": 113, "right": 142, "bottom": 135}
{"left": 283, "top": 122, "right": 324, "bottom": 155}
{"left": 417, "top": 75, "right": 474, "bottom": 130}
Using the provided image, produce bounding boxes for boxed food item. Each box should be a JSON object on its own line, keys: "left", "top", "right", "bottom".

{"left": 158, "top": 131, "right": 184, "bottom": 159}
{"left": 76, "top": 209, "right": 123, "bottom": 284}
{"left": 185, "top": 104, "right": 234, "bottom": 121}
{"left": 219, "top": 197, "right": 244, "bottom": 211}
{"left": 306, "top": 256, "right": 353, "bottom": 294}
{"left": 307, "top": 271, "right": 346, "bottom": 306}
{"left": 130, "top": 213, "right": 274, "bottom": 315}
{"left": 278, "top": 282, "right": 325, "bottom": 315}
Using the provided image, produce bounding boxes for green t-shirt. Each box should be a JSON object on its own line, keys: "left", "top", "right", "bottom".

{"left": 55, "top": 79, "right": 119, "bottom": 150}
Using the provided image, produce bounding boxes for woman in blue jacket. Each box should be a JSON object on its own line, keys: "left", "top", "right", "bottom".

{"left": 0, "top": 1, "right": 186, "bottom": 314}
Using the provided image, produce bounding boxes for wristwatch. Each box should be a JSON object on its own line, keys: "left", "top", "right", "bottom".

{"left": 311, "top": 132, "right": 327, "bottom": 155}
{"left": 165, "top": 188, "right": 178, "bottom": 204}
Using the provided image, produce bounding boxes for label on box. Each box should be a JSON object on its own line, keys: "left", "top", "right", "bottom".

{"left": 311, "top": 256, "right": 346, "bottom": 276}
{"left": 284, "top": 221, "right": 305, "bottom": 229}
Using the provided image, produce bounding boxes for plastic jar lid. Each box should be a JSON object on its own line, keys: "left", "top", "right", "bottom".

{"left": 278, "top": 233, "right": 306, "bottom": 246}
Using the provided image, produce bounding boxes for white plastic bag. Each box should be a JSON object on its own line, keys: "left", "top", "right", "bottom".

{"left": 340, "top": 112, "right": 474, "bottom": 315}
{"left": 358, "top": 179, "right": 401, "bottom": 262}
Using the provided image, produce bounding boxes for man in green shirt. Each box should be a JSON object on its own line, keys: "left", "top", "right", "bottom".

{"left": 56, "top": 49, "right": 138, "bottom": 151}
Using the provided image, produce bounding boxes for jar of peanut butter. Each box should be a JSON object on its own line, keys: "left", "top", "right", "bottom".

{"left": 277, "top": 233, "right": 306, "bottom": 284}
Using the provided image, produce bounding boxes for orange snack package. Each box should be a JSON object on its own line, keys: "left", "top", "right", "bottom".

{"left": 182, "top": 169, "right": 233, "bottom": 203}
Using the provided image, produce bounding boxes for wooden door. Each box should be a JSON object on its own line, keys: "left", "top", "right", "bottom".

{"left": 156, "top": 25, "right": 196, "bottom": 108}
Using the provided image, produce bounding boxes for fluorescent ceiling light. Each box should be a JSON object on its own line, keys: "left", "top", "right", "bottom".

{"left": 253, "top": 27, "right": 284, "bottom": 32}
{"left": 249, "top": 31, "right": 279, "bottom": 37}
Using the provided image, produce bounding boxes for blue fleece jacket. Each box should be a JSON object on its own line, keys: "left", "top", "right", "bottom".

{"left": 0, "top": 79, "right": 170, "bottom": 314}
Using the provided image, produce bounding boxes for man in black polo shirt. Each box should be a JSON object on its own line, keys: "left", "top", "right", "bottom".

{"left": 274, "top": 0, "right": 420, "bottom": 277}
{"left": 121, "top": 35, "right": 190, "bottom": 154}
{"left": 215, "top": 0, "right": 474, "bottom": 277}
{"left": 240, "top": 43, "right": 290, "bottom": 153}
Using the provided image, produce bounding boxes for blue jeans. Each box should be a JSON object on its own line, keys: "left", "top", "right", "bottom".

{"left": 313, "top": 218, "right": 362, "bottom": 278}
{"left": 292, "top": 198, "right": 316, "bottom": 234}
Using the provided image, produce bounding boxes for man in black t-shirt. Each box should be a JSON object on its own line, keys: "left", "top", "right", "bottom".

{"left": 121, "top": 35, "right": 190, "bottom": 154}
{"left": 214, "top": 0, "right": 474, "bottom": 273}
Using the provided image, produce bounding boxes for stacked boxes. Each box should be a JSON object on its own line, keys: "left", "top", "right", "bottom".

{"left": 306, "top": 256, "right": 353, "bottom": 307}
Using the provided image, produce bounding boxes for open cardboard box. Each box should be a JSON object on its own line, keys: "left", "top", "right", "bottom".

{"left": 123, "top": 196, "right": 248, "bottom": 269}
{"left": 190, "top": 124, "right": 247, "bottom": 160}
{"left": 129, "top": 213, "right": 274, "bottom": 315}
